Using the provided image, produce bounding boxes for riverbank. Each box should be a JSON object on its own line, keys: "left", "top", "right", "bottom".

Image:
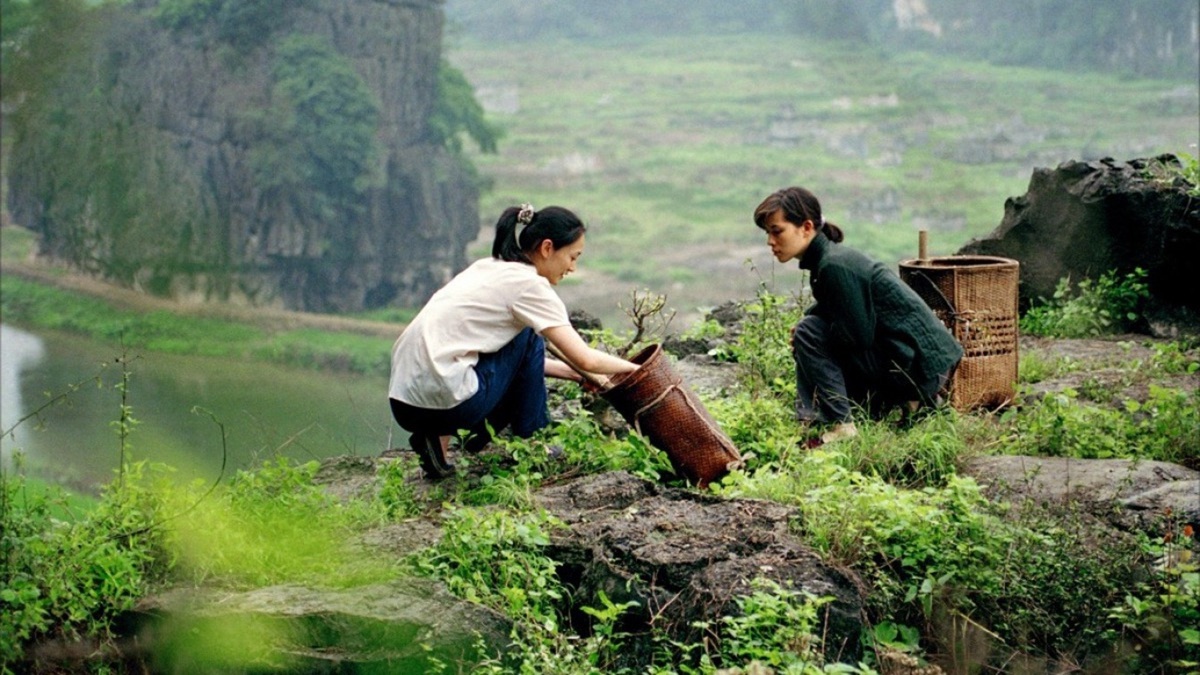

{"left": 0, "top": 249, "right": 403, "bottom": 376}
{"left": 1, "top": 259, "right": 404, "bottom": 339}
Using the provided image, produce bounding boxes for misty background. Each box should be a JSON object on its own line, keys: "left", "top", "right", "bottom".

{"left": 442, "top": 0, "right": 1199, "bottom": 327}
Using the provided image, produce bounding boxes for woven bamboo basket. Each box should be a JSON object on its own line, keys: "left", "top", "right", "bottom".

{"left": 899, "top": 255, "right": 1020, "bottom": 410}
{"left": 602, "top": 344, "right": 743, "bottom": 487}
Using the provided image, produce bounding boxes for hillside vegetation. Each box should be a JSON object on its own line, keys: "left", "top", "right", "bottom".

{"left": 446, "top": 0, "right": 1200, "bottom": 79}
{"left": 447, "top": 33, "right": 1197, "bottom": 327}
{"left": 3, "top": 276, "right": 1198, "bottom": 673}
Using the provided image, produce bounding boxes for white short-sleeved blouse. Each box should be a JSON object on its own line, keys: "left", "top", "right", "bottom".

{"left": 388, "top": 258, "right": 570, "bottom": 409}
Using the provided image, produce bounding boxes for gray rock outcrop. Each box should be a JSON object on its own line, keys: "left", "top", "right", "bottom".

{"left": 961, "top": 455, "right": 1199, "bottom": 537}
{"left": 535, "top": 471, "right": 867, "bottom": 668}
{"left": 958, "top": 156, "right": 1200, "bottom": 333}
{"left": 130, "top": 579, "right": 510, "bottom": 673}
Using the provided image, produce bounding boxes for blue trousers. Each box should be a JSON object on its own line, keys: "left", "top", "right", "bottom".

{"left": 792, "top": 315, "right": 945, "bottom": 425}
{"left": 389, "top": 327, "right": 551, "bottom": 447}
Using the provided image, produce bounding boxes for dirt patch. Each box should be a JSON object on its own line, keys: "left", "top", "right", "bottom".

{"left": 1019, "top": 334, "right": 1200, "bottom": 408}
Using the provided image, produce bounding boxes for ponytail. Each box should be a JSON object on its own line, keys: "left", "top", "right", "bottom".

{"left": 823, "top": 220, "right": 845, "bottom": 243}
{"left": 492, "top": 205, "right": 529, "bottom": 261}
{"left": 491, "top": 204, "right": 587, "bottom": 263}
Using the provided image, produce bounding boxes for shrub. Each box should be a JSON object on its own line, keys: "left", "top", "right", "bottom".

{"left": 412, "top": 506, "right": 565, "bottom": 626}
{"left": 1000, "top": 386, "right": 1200, "bottom": 463}
{"left": 430, "top": 60, "right": 503, "bottom": 154}
{"left": 168, "top": 457, "right": 390, "bottom": 587}
{"left": 1107, "top": 524, "right": 1200, "bottom": 672}
{"left": 980, "top": 507, "right": 1145, "bottom": 660}
{"left": 705, "top": 578, "right": 841, "bottom": 673}
{"left": 712, "top": 450, "right": 1152, "bottom": 666}
{"left": 721, "top": 286, "right": 806, "bottom": 398}
{"left": 1, "top": 463, "right": 169, "bottom": 665}
{"left": 1020, "top": 268, "right": 1149, "bottom": 338}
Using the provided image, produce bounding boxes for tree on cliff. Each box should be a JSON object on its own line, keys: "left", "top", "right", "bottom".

{"left": 3, "top": 0, "right": 499, "bottom": 312}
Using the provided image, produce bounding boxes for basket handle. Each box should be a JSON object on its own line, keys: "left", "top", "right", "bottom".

{"left": 908, "top": 269, "right": 961, "bottom": 321}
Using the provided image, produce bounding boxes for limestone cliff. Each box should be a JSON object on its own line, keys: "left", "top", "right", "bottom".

{"left": 6, "top": 0, "right": 480, "bottom": 312}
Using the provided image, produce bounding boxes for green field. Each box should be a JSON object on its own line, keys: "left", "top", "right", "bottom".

{"left": 449, "top": 34, "right": 1199, "bottom": 327}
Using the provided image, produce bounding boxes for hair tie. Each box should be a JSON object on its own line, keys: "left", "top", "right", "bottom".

{"left": 514, "top": 203, "right": 535, "bottom": 246}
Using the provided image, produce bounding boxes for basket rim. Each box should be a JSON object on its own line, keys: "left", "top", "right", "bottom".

{"left": 606, "top": 343, "right": 663, "bottom": 389}
{"left": 899, "top": 255, "right": 1019, "bottom": 270}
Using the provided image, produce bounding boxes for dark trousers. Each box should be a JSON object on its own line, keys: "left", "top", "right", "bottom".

{"left": 389, "top": 327, "right": 551, "bottom": 447}
{"left": 792, "top": 315, "right": 946, "bottom": 425}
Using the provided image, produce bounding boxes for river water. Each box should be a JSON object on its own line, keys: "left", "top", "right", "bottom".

{"left": 1, "top": 323, "right": 396, "bottom": 494}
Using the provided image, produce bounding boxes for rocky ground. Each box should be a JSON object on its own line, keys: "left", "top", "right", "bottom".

{"left": 113, "top": 332, "right": 1197, "bottom": 673}
{"left": 8, "top": 256, "right": 1197, "bottom": 672}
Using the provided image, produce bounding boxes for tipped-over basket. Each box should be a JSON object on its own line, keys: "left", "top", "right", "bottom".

{"left": 602, "top": 344, "right": 743, "bottom": 487}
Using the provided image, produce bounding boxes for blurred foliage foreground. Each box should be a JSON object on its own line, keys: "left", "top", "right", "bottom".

{"left": 2, "top": 275, "right": 1198, "bottom": 674}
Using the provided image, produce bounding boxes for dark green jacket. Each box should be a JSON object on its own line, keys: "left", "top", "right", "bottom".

{"left": 799, "top": 232, "right": 963, "bottom": 383}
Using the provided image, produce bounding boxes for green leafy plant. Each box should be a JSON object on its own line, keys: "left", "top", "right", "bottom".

{"left": 169, "top": 457, "right": 390, "bottom": 587}
{"left": 577, "top": 590, "right": 641, "bottom": 672}
{"left": 545, "top": 413, "right": 675, "bottom": 485}
{"left": 429, "top": 59, "right": 503, "bottom": 155}
{"left": 1106, "top": 523, "right": 1200, "bottom": 672}
{"left": 1145, "top": 151, "right": 1200, "bottom": 197}
{"left": 1147, "top": 339, "right": 1200, "bottom": 375}
{"left": 681, "top": 317, "right": 727, "bottom": 343}
{"left": 1020, "top": 268, "right": 1150, "bottom": 338}
{"left": 377, "top": 456, "right": 423, "bottom": 519}
{"left": 1001, "top": 386, "right": 1200, "bottom": 464}
{"left": 412, "top": 506, "right": 565, "bottom": 626}
{"left": 1, "top": 463, "right": 169, "bottom": 668}
{"left": 706, "top": 389, "right": 800, "bottom": 469}
{"left": 1017, "top": 350, "right": 1083, "bottom": 384}
{"left": 1177, "top": 151, "right": 1200, "bottom": 197}
{"left": 687, "top": 577, "right": 856, "bottom": 674}
{"left": 723, "top": 285, "right": 806, "bottom": 398}
{"left": 867, "top": 620, "right": 922, "bottom": 655}
{"left": 977, "top": 506, "right": 1145, "bottom": 659}
{"left": 719, "top": 445, "right": 1158, "bottom": 666}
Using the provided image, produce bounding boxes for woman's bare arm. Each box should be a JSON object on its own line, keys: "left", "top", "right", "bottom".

{"left": 542, "top": 325, "right": 638, "bottom": 375}
{"left": 544, "top": 356, "right": 581, "bottom": 381}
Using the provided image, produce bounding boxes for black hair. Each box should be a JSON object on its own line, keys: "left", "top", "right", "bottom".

{"left": 752, "top": 186, "right": 845, "bottom": 243}
{"left": 492, "top": 205, "right": 587, "bottom": 262}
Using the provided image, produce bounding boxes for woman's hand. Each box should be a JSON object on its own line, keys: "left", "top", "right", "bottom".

{"left": 581, "top": 374, "right": 611, "bottom": 393}
{"left": 543, "top": 353, "right": 613, "bottom": 392}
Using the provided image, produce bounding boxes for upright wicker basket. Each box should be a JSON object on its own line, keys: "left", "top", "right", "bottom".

{"left": 899, "top": 255, "right": 1020, "bottom": 410}
{"left": 602, "top": 344, "right": 743, "bottom": 487}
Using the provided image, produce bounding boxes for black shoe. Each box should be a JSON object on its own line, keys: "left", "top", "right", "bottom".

{"left": 411, "top": 432, "right": 454, "bottom": 478}
{"left": 532, "top": 441, "right": 565, "bottom": 460}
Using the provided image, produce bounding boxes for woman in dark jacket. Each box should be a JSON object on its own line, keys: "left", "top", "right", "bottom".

{"left": 754, "top": 186, "right": 963, "bottom": 446}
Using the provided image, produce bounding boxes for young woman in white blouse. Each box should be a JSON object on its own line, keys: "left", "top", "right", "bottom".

{"left": 388, "top": 204, "right": 638, "bottom": 478}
